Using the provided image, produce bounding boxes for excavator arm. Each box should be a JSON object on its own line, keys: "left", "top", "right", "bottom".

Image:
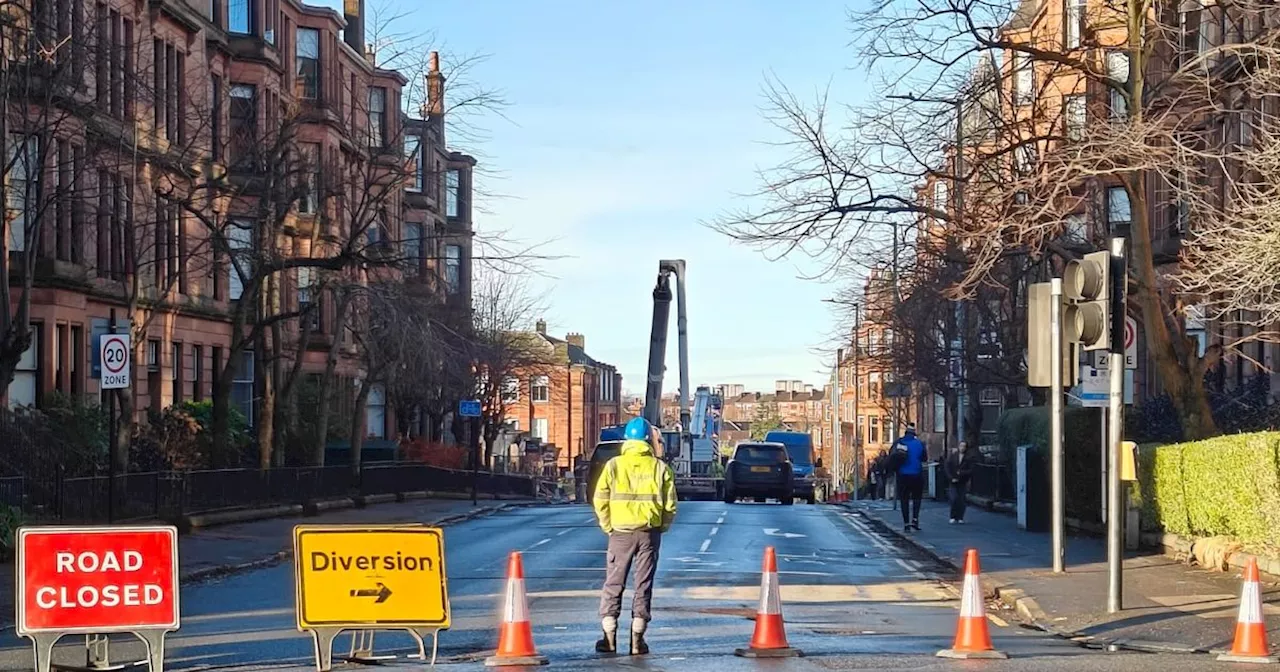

{"left": 641, "top": 260, "right": 689, "bottom": 459}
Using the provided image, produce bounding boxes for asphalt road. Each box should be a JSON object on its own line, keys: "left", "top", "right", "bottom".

{"left": 0, "top": 502, "right": 1253, "bottom": 670}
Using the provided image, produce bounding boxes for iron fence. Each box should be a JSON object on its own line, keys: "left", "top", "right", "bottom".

{"left": 969, "top": 462, "right": 1015, "bottom": 502}
{"left": 8, "top": 463, "right": 538, "bottom": 525}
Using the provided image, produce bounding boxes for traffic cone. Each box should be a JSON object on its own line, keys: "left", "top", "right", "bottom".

{"left": 937, "top": 549, "right": 1008, "bottom": 660}
{"left": 1218, "top": 558, "right": 1279, "bottom": 664}
{"left": 484, "top": 552, "right": 548, "bottom": 667}
{"left": 735, "top": 546, "right": 803, "bottom": 658}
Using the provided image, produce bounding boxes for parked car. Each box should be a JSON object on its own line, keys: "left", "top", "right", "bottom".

{"left": 724, "top": 442, "right": 794, "bottom": 505}
{"left": 764, "top": 430, "right": 818, "bottom": 504}
{"left": 586, "top": 441, "right": 624, "bottom": 505}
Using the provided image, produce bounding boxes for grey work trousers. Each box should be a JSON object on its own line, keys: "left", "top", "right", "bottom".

{"left": 599, "top": 529, "right": 662, "bottom": 621}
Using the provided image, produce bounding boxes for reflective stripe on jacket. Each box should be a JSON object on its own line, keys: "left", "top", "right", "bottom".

{"left": 592, "top": 439, "right": 677, "bottom": 534}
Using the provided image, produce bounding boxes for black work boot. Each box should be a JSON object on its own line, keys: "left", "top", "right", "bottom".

{"left": 595, "top": 630, "right": 617, "bottom": 654}
{"left": 630, "top": 630, "right": 649, "bottom": 656}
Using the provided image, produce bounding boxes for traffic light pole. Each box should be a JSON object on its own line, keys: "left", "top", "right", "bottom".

{"left": 1050, "top": 279, "right": 1065, "bottom": 574}
{"left": 1107, "top": 237, "right": 1127, "bottom": 613}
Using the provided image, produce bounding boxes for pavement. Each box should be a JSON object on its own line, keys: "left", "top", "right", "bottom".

{"left": 0, "top": 498, "right": 1267, "bottom": 670}
{"left": 850, "top": 496, "right": 1280, "bottom": 655}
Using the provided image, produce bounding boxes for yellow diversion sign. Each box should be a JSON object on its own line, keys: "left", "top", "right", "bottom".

{"left": 293, "top": 525, "right": 450, "bottom": 630}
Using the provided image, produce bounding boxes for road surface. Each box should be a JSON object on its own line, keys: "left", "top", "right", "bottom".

{"left": 0, "top": 502, "right": 1246, "bottom": 670}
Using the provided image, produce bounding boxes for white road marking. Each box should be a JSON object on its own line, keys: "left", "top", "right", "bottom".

{"left": 709, "top": 526, "right": 719, "bottom": 536}
{"left": 896, "top": 558, "right": 925, "bottom": 578}
{"left": 699, "top": 539, "right": 711, "bottom": 553}
{"left": 716, "top": 517, "right": 725, "bottom": 524}
{"left": 840, "top": 515, "right": 894, "bottom": 553}
{"left": 530, "top": 538, "right": 550, "bottom": 549}
{"left": 556, "top": 528, "right": 572, "bottom": 536}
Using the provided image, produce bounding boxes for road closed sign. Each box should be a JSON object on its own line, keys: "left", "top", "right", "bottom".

{"left": 99, "top": 334, "right": 131, "bottom": 390}
{"left": 17, "top": 526, "right": 179, "bottom": 635}
{"left": 294, "top": 525, "right": 450, "bottom": 630}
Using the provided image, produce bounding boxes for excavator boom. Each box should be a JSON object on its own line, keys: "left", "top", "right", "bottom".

{"left": 641, "top": 260, "right": 689, "bottom": 443}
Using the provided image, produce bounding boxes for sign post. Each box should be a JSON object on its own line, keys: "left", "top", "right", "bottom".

{"left": 17, "top": 526, "right": 180, "bottom": 672}
{"left": 459, "top": 400, "right": 482, "bottom": 506}
{"left": 294, "top": 525, "right": 451, "bottom": 671}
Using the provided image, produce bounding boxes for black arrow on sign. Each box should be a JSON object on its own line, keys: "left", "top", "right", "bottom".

{"left": 349, "top": 582, "right": 393, "bottom": 604}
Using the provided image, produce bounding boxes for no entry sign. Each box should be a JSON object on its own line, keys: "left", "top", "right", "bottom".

{"left": 17, "top": 526, "right": 180, "bottom": 635}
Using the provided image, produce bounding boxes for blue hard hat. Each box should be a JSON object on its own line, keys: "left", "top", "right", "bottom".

{"left": 624, "top": 417, "right": 653, "bottom": 441}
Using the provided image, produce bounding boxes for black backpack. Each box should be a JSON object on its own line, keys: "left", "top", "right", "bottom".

{"left": 886, "top": 439, "right": 908, "bottom": 471}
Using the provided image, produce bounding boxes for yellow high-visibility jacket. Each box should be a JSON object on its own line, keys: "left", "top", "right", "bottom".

{"left": 592, "top": 439, "right": 677, "bottom": 534}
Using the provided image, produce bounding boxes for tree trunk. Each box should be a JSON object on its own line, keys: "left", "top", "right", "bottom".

{"left": 256, "top": 348, "right": 275, "bottom": 470}
{"left": 1122, "top": 3, "right": 1216, "bottom": 440}
{"left": 1127, "top": 174, "right": 1217, "bottom": 439}
{"left": 312, "top": 293, "right": 350, "bottom": 466}
{"left": 114, "top": 387, "right": 133, "bottom": 473}
{"left": 350, "top": 383, "right": 371, "bottom": 479}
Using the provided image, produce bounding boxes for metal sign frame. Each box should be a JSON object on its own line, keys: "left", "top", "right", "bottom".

{"left": 16, "top": 525, "right": 180, "bottom": 672}
{"left": 293, "top": 524, "right": 450, "bottom": 671}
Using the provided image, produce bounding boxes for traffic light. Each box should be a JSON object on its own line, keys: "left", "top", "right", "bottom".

{"left": 1064, "top": 250, "right": 1110, "bottom": 351}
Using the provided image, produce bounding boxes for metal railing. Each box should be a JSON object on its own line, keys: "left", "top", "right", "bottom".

{"left": 969, "top": 462, "right": 1015, "bottom": 503}
{"left": 4, "top": 463, "right": 539, "bottom": 525}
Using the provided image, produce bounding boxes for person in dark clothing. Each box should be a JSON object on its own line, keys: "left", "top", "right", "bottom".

{"left": 943, "top": 441, "right": 979, "bottom": 523}
{"left": 872, "top": 455, "right": 887, "bottom": 500}
{"left": 890, "top": 424, "right": 928, "bottom": 531}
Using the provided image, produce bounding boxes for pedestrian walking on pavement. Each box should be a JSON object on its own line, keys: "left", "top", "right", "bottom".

{"left": 889, "top": 424, "right": 928, "bottom": 531}
{"left": 944, "top": 441, "right": 978, "bottom": 524}
{"left": 592, "top": 416, "right": 678, "bottom": 656}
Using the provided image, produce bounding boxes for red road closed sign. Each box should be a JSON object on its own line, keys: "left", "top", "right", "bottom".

{"left": 17, "top": 526, "right": 180, "bottom": 635}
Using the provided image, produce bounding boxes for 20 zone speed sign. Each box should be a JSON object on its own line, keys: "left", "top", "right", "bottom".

{"left": 100, "top": 334, "right": 131, "bottom": 390}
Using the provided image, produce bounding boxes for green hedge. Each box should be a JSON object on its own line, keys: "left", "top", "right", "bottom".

{"left": 997, "top": 406, "right": 1105, "bottom": 522}
{"left": 1136, "top": 432, "right": 1280, "bottom": 546}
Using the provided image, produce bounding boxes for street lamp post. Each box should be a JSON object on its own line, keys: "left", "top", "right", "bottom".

{"left": 852, "top": 303, "right": 862, "bottom": 497}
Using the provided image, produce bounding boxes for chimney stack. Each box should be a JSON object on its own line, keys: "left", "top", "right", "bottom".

{"left": 566, "top": 333, "right": 585, "bottom": 350}
{"left": 427, "top": 50, "right": 446, "bottom": 117}
{"left": 343, "top": 0, "right": 365, "bottom": 56}
{"left": 535, "top": 319, "right": 546, "bottom": 335}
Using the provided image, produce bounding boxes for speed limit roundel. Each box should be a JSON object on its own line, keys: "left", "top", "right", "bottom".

{"left": 100, "top": 334, "right": 131, "bottom": 389}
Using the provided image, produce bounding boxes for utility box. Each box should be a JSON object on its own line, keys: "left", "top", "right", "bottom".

{"left": 1016, "top": 445, "right": 1051, "bottom": 532}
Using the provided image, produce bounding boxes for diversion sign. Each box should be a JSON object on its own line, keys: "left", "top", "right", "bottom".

{"left": 293, "top": 525, "right": 450, "bottom": 630}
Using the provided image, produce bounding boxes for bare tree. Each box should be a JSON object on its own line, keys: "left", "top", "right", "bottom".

{"left": 469, "top": 270, "right": 554, "bottom": 466}
{"left": 716, "top": 0, "right": 1280, "bottom": 439}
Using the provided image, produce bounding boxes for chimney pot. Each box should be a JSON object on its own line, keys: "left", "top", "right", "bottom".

{"left": 535, "top": 319, "right": 546, "bottom": 335}
{"left": 566, "top": 333, "right": 585, "bottom": 349}
{"left": 427, "top": 50, "right": 446, "bottom": 117}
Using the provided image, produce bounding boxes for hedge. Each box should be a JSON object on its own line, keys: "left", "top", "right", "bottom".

{"left": 1136, "top": 432, "right": 1280, "bottom": 547}
{"left": 997, "top": 406, "right": 1105, "bottom": 523}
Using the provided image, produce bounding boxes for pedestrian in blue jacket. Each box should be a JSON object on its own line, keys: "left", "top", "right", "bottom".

{"left": 890, "top": 424, "right": 928, "bottom": 531}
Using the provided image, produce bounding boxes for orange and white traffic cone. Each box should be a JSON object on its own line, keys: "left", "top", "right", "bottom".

{"left": 1218, "top": 558, "right": 1279, "bottom": 664}
{"left": 735, "top": 546, "right": 803, "bottom": 658}
{"left": 937, "top": 549, "right": 1007, "bottom": 660}
{"left": 484, "top": 552, "right": 548, "bottom": 667}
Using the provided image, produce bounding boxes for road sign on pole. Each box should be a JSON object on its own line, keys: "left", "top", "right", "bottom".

{"left": 458, "top": 399, "right": 481, "bottom": 418}
{"left": 1123, "top": 316, "right": 1138, "bottom": 370}
{"left": 17, "top": 525, "right": 180, "bottom": 672}
{"left": 294, "top": 525, "right": 450, "bottom": 671}
{"left": 99, "top": 334, "right": 132, "bottom": 390}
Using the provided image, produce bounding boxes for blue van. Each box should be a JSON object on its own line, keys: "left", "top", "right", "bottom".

{"left": 763, "top": 430, "right": 817, "bottom": 504}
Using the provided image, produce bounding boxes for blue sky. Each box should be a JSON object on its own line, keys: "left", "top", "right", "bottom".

{"left": 329, "top": 0, "right": 864, "bottom": 394}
